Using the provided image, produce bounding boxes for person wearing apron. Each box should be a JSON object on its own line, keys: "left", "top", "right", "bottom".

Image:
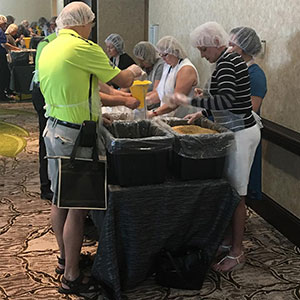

{"left": 170, "top": 22, "right": 261, "bottom": 273}
{"left": 147, "top": 35, "right": 201, "bottom": 119}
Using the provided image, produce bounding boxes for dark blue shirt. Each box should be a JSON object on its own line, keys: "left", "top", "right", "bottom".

{"left": 0, "top": 28, "right": 7, "bottom": 54}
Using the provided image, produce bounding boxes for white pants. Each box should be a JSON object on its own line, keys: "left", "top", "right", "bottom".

{"left": 224, "top": 124, "right": 261, "bottom": 196}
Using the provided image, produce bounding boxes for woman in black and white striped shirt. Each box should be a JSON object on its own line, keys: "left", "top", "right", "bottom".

{"left": 170, "top": 21, "right": 260, "bottom": 273}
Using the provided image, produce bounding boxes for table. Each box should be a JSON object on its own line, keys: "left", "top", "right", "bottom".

{"left": 91, "top": 178, "right": 240, "bottom": 300}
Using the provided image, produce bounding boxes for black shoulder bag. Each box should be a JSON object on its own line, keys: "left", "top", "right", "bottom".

{"left": 56, "top": 75, "right": 107, "bottom": 210}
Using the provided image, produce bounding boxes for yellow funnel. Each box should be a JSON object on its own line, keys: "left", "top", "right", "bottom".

{"left": 23, "top": 37, "right": 31, "bottom": 49}
{"left": 129, "top": 80, "right": 152, "bottom": 109}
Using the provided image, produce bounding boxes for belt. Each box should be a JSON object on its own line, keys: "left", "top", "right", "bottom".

{"left": 49, "top": 117, "right": 81, "bottom": 130}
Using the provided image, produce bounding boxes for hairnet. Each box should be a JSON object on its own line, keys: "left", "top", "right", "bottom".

{"left": 229, "top": 27, "right": 262, "bottom": 57}
{"left": 156, "top": 36, "right": 187, "bottom": 59}
{"left": 6, "top": 23, "right": 18, "bottom": 34}
{"left": 105, "top": 33, "right": 124, "bottom": 55}
{"left": 56, "top": 1, "right": 95, "bottom": 30}
{"left": 0, "top": 15, "right": 7, "bottom": 24}
{"left": 190, "top": 21, "right": 229, "bottom": 48}
{"left": 133, "top": 41, "right": 159, "bottom": 65}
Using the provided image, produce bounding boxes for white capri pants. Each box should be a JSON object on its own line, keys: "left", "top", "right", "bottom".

{"left": 224, "top": 124, "right": 261, "bottom": 196}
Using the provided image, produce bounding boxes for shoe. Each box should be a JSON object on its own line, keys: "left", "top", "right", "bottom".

{"left": 58, "top": 272, "right": 101, "bottom": 295}
{"left": 82, "top": 236, "right": 97, "bottom": 247}
{"left": 55, "top": 253, "right": 94, "bottom": 275}
{"left": 215, "top": 244, "right": 231, "bottom": 258}
{"left": 213, "top": 251, "right": 245, "bottom": 273}
{"left": 41, "top": 191, "right": 53, "bottom": 200}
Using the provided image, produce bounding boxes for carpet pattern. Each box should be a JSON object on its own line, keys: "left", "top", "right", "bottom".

{"left": 0, "top": 102, "right": 299, "bottom": 300}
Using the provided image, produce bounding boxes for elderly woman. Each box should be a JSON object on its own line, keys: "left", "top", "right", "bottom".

{"left": 229, "top": 27, "right": 267, "bottom": 201}
{"left": 5, "top": 23, "right": 22, "bottom": 47}
{"left": 147, "top": 35, "right": 200, "bottom": 118}
{"left": 170, "top": 22, "right": 261, "bottom": 272}
{"left": 105, "top": 33, "right": 135, "bottom": 70}
{"left": 133, "top": 41, "right": 164, "bottom": 93}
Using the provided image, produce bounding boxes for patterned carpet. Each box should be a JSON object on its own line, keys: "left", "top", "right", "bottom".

{"left": 0, "top": 102, "right": 299, "bottom": 300}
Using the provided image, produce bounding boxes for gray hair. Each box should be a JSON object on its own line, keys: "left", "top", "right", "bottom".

{"left": 133, "top": 41, "right": 159, "bottom": 65}
{"left": 190, "top": 21, "right": 229, "bottom": 48}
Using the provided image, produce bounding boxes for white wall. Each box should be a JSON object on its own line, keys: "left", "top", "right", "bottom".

{"left": 0, "top": 0, "right": 53, "bottom": 24}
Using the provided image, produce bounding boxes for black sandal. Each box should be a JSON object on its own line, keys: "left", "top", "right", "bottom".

{"left": 55, "top": 257, "right": 65, "bottom": 275}
{"left": 58, "top": 272, "right": 100, "bottom": 295}
{"left": 55, "top": 254, "right": 94, "bottom": 274}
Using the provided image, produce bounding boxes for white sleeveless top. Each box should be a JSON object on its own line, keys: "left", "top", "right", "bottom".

{"left": 156, "top": 58, "right": 200, "bottom": 117}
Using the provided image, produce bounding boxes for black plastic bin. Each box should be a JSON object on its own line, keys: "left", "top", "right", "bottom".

{"left": 156, "top": 117, "right": 234, "bottom": 181}
{"left": 100, "top": 120, "right": 174, "bottom": 186}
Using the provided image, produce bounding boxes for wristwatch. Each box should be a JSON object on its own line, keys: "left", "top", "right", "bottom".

{"left": 152, "top": 109, "right": 158, "bottom": 116}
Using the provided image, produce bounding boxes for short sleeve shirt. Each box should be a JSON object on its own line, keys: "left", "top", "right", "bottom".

{"left": 39, "top": 29, "right": 120, "bottom": 124}
{"left": 248, "top": 64, "right": 267, "bottom": 99}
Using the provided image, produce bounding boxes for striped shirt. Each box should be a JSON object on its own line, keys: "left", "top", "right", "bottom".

{"left": 191, "top": 50, "right": 256, "bottom": 131}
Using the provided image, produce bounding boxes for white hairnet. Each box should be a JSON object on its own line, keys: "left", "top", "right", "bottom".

{"left": 105, "top": 33, "right": 124, "bottom": 55}
{"left": 56, "top": 1, "right": 95, "bottom": 30}
{"left": 229, "top": 27, "right": 262, "bottom": 57}
{"left": 156, "top": 36, "right": 187, "bottom": 59}
{"left": 0, "top": 15, "right": 7, "bottom": 24}
{"left": 190, "top": 21, "right": 229, "bottom": 48}
{"left": 133, "top": 41, "right": 159, "bottom": 65}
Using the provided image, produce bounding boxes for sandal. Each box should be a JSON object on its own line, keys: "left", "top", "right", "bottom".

{"left": 213, "top": 251, "right": 245, "bottom": 273}
{"left": 55, "top": 253, "right": 94, "bottom": 275}
{"left": 55, "top": 257, "right": 65, "bottom": 275}
{"left": 58, "top": 272, "right": 100, "bottom": 295}
{"left": 215, "top": 244, "right": 232, "bottom": 258}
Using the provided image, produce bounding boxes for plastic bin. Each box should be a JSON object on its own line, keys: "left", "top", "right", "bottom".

{"left": 156, "top": 117, "right": 234, "bottom": 180}
{"left": 100, "top": 120, "right": 174, "bottom": 186}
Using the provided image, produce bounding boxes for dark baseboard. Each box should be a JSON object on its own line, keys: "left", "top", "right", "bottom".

{"left": 247, "top": 193, "right": 300, "bottom": 248}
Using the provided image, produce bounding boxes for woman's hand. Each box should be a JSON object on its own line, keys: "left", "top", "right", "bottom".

{"left": 184, "top": 111, "right": 203, "bottom": 124}
{"left": 194, "top": 88, "right": 203, "bottom": 97}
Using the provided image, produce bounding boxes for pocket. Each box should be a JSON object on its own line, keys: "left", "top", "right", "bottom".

{"left": 54, "top": 134, "right": 74, "bottom": 145}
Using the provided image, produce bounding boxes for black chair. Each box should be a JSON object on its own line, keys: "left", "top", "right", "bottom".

{"left": 29, "top": 36, "right": 44, "bottom": 49}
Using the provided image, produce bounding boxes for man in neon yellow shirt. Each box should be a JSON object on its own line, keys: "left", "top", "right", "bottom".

{"left": 39, "top": 2, "right": 142, "bottom": 295}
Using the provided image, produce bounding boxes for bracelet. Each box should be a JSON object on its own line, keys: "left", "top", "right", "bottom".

{"left": 152, "top": 109, "right": 158, "bottom": 116}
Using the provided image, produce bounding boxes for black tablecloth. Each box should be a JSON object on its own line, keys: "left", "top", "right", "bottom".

{"left": 91, "top": 178, "right": 240, "bottom": 300}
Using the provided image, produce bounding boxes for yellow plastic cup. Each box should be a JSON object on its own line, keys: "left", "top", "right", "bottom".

{"left": 23, "top": 37, "right": 31, "bottom": 49}
{"left": 129, "top": 80, "right": 152, "bottom": 109}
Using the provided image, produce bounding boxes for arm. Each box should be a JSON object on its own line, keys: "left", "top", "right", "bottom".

{"left": 251, "top": 96, "right": 263, "bottom": 113}
{"left": 148, "top": 66, "right": 198, "bottom": 118}
{"left": 100, "top": 92, "right": 140, "bottom": 109}
{"left": 4, "top": 43, "right": 20, "bottom": 51}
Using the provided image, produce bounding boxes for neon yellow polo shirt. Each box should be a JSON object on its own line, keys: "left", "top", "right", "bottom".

{"left": 39, "top": 29, "right": 120, "bottom": 124}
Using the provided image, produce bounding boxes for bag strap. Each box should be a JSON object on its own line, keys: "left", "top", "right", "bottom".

{"left": 70, "top": 74, "right": 98, "bottom": 163}
{"left": 88, "top": 74, "right": 93, "bottom": 120}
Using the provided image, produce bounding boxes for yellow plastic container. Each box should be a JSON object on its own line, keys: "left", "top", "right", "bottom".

{"left": 129, "top": 80, "right": 152, "bottom": 109}
{"left": 23, "top": 37, "right": 31, "bottom": 49}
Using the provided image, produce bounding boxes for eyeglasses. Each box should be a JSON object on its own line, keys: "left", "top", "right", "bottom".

{"left": 159, "top": 53, "right": 169, "bottom": 58}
